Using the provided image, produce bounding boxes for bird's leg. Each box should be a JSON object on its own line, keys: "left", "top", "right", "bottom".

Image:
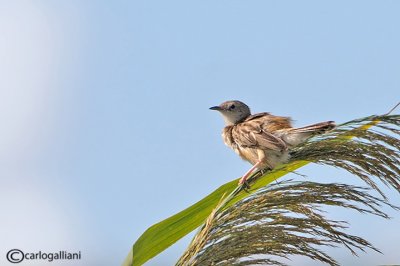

{"left": 239, "top": 161, "right": 263, "bottom": 185}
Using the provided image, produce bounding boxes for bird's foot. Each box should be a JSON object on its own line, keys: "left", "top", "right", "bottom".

{"left": 238, "top": 175, "right": 247, "bottom": 185}
{"left": 238, "top": 161, "right": 263, "bottom": 187}
{"left": 238, "top": 176, "right": 251, "bottom": 191}
{"left": 241, "top": 181, "right": 251, "bottom": 191}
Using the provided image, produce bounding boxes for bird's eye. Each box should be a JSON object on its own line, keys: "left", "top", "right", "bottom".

{"left": 230, "top": 104, "right": 235, "bottom": 110}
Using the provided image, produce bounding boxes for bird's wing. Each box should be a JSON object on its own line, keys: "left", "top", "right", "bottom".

{"left": 244, "top": 112, "right": 271, "bottom": 121}
{"left": 231, "top": 119, "right": 288, "bottom": 152}
{"left": 245, "top": 112, "right": 293, "bottom": 131}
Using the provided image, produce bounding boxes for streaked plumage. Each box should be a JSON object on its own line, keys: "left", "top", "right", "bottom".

{"left": 210, "top": 100, "right": 335, "bottom": 184}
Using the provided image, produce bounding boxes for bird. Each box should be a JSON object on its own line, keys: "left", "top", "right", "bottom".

{"left": 210, "top": 100, "right": 335, "bottom": 185}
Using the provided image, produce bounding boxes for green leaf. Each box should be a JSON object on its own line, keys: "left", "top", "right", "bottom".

{"left": 123, "top": 115, "right": 389, "bottom": 266}
{"left": 122, "top": 161, "right": 309, "bottom": 266}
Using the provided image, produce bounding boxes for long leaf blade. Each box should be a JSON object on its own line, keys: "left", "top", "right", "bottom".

{"left": 123, "top": 161, "right": 309, "bottom": 266}
{"left": 123, "top": 115, "right": 389, "bottom": 266}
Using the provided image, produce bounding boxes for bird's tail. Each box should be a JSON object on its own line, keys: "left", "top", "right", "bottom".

{"left": 283, "top": 121, "right": 335, "bottom": 146}
{"left": 292, "top": 121, "right": 336, "bottom": 135}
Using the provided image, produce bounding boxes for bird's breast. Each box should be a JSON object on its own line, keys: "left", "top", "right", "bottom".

{"left": 222, "top": 126, "right": 235, "bottom": 147}
{"left": 221, "top": 128, "right": 256, "bottom": 164}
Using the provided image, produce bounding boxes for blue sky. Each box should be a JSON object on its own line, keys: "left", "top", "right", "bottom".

{"left": 1, "top": 1, "right": 399, "bottom": 265}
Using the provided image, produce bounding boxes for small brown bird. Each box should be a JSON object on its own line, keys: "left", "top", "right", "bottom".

{"left": 210, "top": 100, "right": 335, "bottom": 184}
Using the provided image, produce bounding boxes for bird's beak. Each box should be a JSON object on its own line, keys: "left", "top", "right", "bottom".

{"left": 209, "top": 106, "right": 222, "bottom": 111}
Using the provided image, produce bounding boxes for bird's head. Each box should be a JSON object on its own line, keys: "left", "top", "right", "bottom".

{"left": 210, "top": 100, "right": 251, "bottom": 126}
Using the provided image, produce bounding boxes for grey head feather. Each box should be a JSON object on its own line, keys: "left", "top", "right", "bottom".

{"left": 210, "top": 100, "right": 251, "bottom": 126}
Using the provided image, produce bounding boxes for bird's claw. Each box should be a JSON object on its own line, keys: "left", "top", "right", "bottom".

{"left": 239, "top": 180, "right": 251, "bottom": 191}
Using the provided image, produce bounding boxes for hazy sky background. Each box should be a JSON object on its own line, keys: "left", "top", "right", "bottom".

{"left": 1, "top": 1, "right": 400, "bottom": 265}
